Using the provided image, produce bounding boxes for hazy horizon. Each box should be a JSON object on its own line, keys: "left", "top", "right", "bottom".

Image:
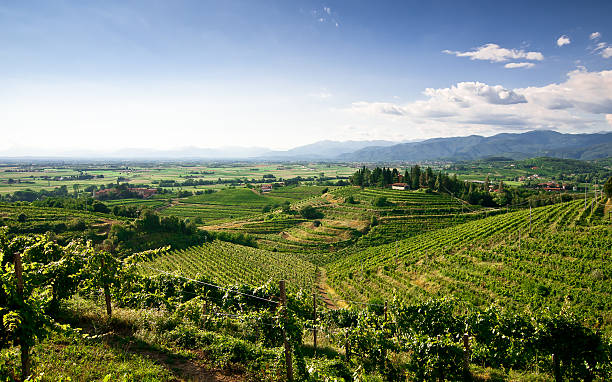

{"left": 2, "top": 1, "right": 612, "bottom": 155}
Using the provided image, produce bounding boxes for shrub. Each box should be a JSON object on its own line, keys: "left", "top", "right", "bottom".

{"left": 372, "top": 196, "right": 390, "bottom": 207}
{"left": 299, "top": 205, "right": 324, "bottom": 219}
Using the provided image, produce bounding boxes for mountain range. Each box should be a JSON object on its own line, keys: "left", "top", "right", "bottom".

{"left": 2, "top": 131, "right": 612, "bottom": 161}
{"left": 336, "top": 130, "right": 612, "bottom": 162}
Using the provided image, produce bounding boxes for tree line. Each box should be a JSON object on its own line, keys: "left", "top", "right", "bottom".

{"left": 350, "top": 166, "right": 585, "bottom": 208}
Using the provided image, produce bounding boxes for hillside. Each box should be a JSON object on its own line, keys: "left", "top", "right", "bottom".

{"left": 326, "top": 198, "right": 612, "bottom": 329}
{"left": 339, "top": 130, "right": 612, "bottom": 161}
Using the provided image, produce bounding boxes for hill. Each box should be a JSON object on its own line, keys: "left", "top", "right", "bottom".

{"left": 339, "top": 130, "right": 612, "bottom": 161}
{"left": 326, "top": 198, "right": 612, "bottom": 329}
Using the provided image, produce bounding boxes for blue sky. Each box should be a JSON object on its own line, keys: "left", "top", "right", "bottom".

{"left": 1, "top": 0, "right": 612, "bottom": 154}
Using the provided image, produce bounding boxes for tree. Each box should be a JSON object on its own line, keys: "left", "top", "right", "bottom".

{"left": 604, "top": 176, "right": 612, "bottom": 198}
{"left": 373, "top": 196, "right": 390, "bottom": 207}
{"left": 434, "top": 174, "right": 441, "bottom": 191}
{"left": 411, "top": 165, "right": 421, "bottom": 189}
{"left": 299, "top": 205, "right": 324, "bottom": 219}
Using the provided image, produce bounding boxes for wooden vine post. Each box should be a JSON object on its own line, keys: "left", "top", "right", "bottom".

{"left": 14, "top": 253, "right": 31, "bottom": 380}
{"left": 552, "top": 353, "right": 561, "bottom": 382}
{"left": 384, "top": 301, "right": 388, "bottom": 322}
{"left": 202, "top": 298, "right": 208, "bottom": 327}
{"left": 529, "top": 204, "right": 532, "bottom": 234}
{"left": 312, "top": 292, "right": 317, "bottom": 354}
{"left": 383, "top": 301, "right": 389, "bottom": 368}
{"left": 100, "top": 258, "right": 112, "bottom": 317}
{"left": 279, "top": 280, "right": 293, "bottom": 381}
{"left": 462, "top": 333, "right": 471, "bottom": 381}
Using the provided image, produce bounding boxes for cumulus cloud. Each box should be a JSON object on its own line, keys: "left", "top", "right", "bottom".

{"left": 557, "top": 35, "right": 571, "bottom": 47}
{"left": 504, "top": 62, "right": 535, "bottom": 69}
{"left": 590, "top": 32, "right": 601, "bottom": 40}
{"left": 443, "top": 43, "right": 544, "bottom": 63}
{"left": 324, "top": 7, "right": 331, "bottom": 14}
{"left": 522, "top": 69, "right": 612, "bottom": 113}
{"left": 349, "top": 69, "right": 612, "bottom": 135}
{"left": 424, "top": 82, "right": 527, "bottom": 105}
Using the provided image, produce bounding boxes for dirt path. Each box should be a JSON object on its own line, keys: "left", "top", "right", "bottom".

{"left": 604, "top": 198, "right": 612, "bottom": 220}
{"left": 317, "top": 268, "right": 347, "bottom": 309}
{"left": 113, "top": 336, "right": 243, "bottom": 382}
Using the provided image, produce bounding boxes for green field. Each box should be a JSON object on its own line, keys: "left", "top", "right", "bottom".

{"left": 0, "top": 162, "right": 354, "bottom": 195}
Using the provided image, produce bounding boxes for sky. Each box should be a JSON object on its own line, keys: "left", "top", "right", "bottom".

{"left": 1, "top": 0, "right": 612, "bottom": 155}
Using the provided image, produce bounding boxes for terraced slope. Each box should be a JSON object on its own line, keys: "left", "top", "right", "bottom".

{"left": 160, "top": 186, "right": 330, "bottom": 223}
{"left": 208, "top": 187, "right": 496, "bottom": 256}
{"left": 0, "top": 202, "right": 120, "bottom": 237}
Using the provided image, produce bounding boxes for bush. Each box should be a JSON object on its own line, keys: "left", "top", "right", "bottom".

{"left": 372, "top": 196, "right": 390, "bottom": 207}
{"left": 299, "top": 205, "right": 324, "bottom": 219}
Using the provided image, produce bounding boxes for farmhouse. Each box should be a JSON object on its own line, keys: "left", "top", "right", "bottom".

{"left": 129, "top": 188, "right": 157, "bottom": 198}
{"left": 261, "top": 184, "right": 273, "bottom": 193}
{"left": 391, "top": 183, "right": 409, "bottom": 190}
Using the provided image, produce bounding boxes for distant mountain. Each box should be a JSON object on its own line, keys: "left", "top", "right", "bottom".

{"left": 3, "top": 132, "right": 611, "bottom": 161}
{"left": 259, "top": 140, "right": 398, "bottom": 160}
{"left": 338, "top": 131, "right": 612, "bottom": 162}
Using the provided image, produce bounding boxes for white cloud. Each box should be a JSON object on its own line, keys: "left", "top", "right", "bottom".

{"left": 522, "top": 69, "right": 612, "bottom": 113}
{"left": 504, "top": 62, "right": 535, "bottom": 69}
{"left": 349, "top": 69, "right": 612, "bottom": 136}
{"left": 323, "top": 7, "right": 331, "bottom": 15}
{"left": 593, "top": 41, "right": 612, "bottom": 58}
{"left": 590, "top": 32, "right": 601, "bottom": 40}
{"left": 557, "top": 35, "right": 571, "bottom": 47}
{"left": 443, "top": 43, "right": 544, "bottom": 63}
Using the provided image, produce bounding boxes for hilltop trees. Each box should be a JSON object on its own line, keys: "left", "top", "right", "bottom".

{"left": 604, "top": 176, "right": 612, "bottom": 198}
{"left": 350, "top": 165, "right": 468, "bottom": 195}
{"left": 348, "top": 165, "right": 563, "bottom": 208}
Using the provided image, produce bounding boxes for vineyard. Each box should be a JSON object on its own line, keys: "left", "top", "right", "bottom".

{"left": 0, "top": 202, "right": 120, "bottom": 241}
{"left": 160, "top": 187, "right": 329, "bottom": 223}
{"left": 141, "top": 240, "right": 317, "bottom": 292}
{"left": 326, "top": 199, "right": 612, "bottom": 328}
{"left": 203, "top": 187, "right": 497, "bottom": 257}
{"left": 2, "top": 182, "right": 611, "bottom": 381}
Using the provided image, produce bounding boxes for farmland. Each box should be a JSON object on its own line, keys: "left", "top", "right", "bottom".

{"left": 0, "top": 162, "right": 355, "bottom": 195}
{"left": 1, "top": 159, "right": 612, "bottom": 381}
